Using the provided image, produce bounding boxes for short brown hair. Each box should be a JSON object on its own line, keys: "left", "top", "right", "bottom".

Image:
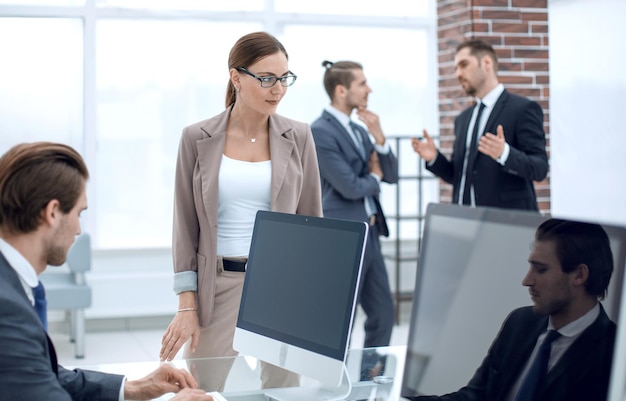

{"left": 535, "top": 219, "right": 614, "bottom": 299}
{"left": 225, "top": 31, "right": 289, "bottom": 108}
{"left": 0, "top": 142, "right": 89, "bottom": 234}
{"left": 321, "top": 60, "right": 363, "bottom": 101}
{"left": 456, "top": 39, "right": 499, "bottom": 72}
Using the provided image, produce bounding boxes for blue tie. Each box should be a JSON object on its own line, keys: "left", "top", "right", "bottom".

{"left": 514, "top": 330, "right": 561, "bottom": 401}
{"left": 32, "top": 281, "right": 48, "bottom": 330}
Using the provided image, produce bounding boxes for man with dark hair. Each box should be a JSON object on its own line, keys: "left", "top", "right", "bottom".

{"left": 311, "top": 61, "right": 398, "bottom": 376}
{"left": 411, "top": 39, "right": 548, "bottom": 211}
{"left": 407, "top": 218, "right": 616, "bottom": 401}
{"left": 0, "top": 142, "right": 212, "bottom": 400}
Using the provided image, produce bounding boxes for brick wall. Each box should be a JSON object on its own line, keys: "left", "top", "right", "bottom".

{"left": 436, "top": 0, "right": 551, "bottom": 213}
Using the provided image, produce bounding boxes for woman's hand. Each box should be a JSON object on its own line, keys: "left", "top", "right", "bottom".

{"left": 160, "top": 308, "right": 200, "bottom": 361}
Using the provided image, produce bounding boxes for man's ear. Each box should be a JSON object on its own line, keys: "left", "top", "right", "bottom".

{"left": 335, "top": 84, "right": 348, "bottom": 100}
{"left": 40, "top": 199, "right": 61, "bottom": 228}
{"left": 572, "top": 263, "right": 590, "bottom": 287}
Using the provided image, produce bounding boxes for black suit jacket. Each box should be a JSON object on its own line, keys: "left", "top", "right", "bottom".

{"left": 409, "top": 306, "right": 616, "bottom": 401}
{"left": 0, "top": 251, "right": 123, "bottom": 401}
{"left": 428, "top": 90, "right": 549, "bottom": 211}
{"left": 311, "top": 110, "right": 398, "bottom": 234}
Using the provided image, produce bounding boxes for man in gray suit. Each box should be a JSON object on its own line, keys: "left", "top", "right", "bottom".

{"left": 0, "top": 142, "right": 211, "bottom": 401}
{"left": 311, "top": 61, "right": 398, "bottom": 377}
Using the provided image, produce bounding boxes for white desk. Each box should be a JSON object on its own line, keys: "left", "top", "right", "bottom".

{"left": 81, "top": 346, "right": 406, "bottom": 401}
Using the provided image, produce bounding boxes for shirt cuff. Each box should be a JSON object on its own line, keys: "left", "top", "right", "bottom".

{"left": 369, "top": 173, "right": 381, "bottom": 183}
{"left": 497, "top": 143, "right": 510, "bottom": 165}
{"left": 427, "top": 153, "right": 438, "bottom": 167}
{"left": 119, "top": 377, "right": 126, "bottom": 401}
{"left": 173, "top": 270, "right": 198, "bottom": 294}
{"left": 374, "top": 141, "right": 391, "bottom": 154}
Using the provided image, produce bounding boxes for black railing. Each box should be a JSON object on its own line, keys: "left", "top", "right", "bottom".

{"left": 382, "top": 135, "right": 440, "bottom": 324}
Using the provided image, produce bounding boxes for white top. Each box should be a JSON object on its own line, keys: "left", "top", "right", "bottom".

{"left": 217, "top": 155, "right": 272, "bottom": 257}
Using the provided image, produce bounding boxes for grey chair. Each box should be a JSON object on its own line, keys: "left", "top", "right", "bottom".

{"left": 40, "top": 233, "right": 92, "bottom": 358}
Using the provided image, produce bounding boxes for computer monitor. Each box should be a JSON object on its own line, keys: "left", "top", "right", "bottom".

{"left": 233, "top": 210, "right": 368, "bottom": 389}
{"left": 401, "top": 203, "right": 626, "bottom": 398}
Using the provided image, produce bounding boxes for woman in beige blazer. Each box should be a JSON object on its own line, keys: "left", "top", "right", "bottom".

{"left": 159, "top": 32, "right": 322, "bottom": 389}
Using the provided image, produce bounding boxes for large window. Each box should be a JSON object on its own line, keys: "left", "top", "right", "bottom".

{"left": 0, "top": 1, "right": 437, "bottom": 249}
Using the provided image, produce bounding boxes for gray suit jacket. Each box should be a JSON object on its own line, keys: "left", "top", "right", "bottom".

{"left": 172, "top": 107, "right": 323, "bottom": 327}
{"left": 311, "top": 110, "right": 398, "bottom": 224}
{"left": 0, "top": 252, "right": 124, "bottom": 401}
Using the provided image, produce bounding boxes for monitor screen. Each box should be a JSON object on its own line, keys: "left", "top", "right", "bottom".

{"left": 234, "top": 211, "right": 368, "bottom": 388}
{"left": 401, "top": 203, "right": 626, "bottom": 398}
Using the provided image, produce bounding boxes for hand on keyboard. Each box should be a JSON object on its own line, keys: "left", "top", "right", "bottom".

{"left": 170, "top": 388, "right": 215, "bottom": 400}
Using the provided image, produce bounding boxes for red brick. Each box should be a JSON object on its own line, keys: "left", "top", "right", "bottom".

{"left": 493, "top": 22, "right": 530, "bottom": 33}
{"left": 504, "top": 36, "right": 542, "bottom": 46}
{"left": 524, "top": 61, "right": 549, "bottom": 71}
{"left": 494, "top": 47, "right": 513, "bottom": 59}
{"left": 499, "top": 75, "right": 535, "bottom": 85}
{"left": 512, "top": 0, "right": 547, "bottom": 8}
{"left": 521, "top": 12, "right": 548, "bottom": 21}
{"left": 507, "top": 87, "right": 542, "bottom": 98}
{"left": 514, "top": 48, "right": 549, "bottom": 59}
{"left": 499, "top": 61, "right": 523, "bottom": 72}
{"left": 531, "top": 23, "right": 548, "bottom": 33}
{"left": 482, "top": 10, "right": 522, "bottom": 20}
{"left": 474, "top": 0, "right": 509, "bottom": 5}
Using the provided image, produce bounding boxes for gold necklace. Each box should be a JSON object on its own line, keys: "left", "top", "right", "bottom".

{"left": 245, "top": 132, "right": 256, "bottom": 143}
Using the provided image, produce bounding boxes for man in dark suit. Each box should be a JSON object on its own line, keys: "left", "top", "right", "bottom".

{"left": 412, "top": 39, "right": 548, "bottom": 211}
{"left": 311, "top": 60, "right": 398, "bottom": 354}
{"left": 0, "top": 142, "right": 212, "bottom": 401}
{"left": 406, "top": 219, "right": 616, "bottom": 401}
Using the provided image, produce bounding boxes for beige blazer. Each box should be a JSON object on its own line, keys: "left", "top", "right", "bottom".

{"left": 172, "top": 107, "right": 323, "bottom": 327}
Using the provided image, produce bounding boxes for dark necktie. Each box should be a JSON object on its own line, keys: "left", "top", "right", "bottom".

{"left": 462, "top": 101, "right": 486, "bottom": 205}
{"left": 32, "top": 280, "right": 48, "bottom": 330}
{"left": 514, "top": 330, "right": 561, "bottom": 401}
{"left": 349, "top": 122, "right": 366, "bottom": 159}
{"left": 349, "top": 122, "right": 378, "bottom": 218}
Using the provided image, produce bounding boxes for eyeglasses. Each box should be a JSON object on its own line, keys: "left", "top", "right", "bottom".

{"left": 236, "top": 67, "right": 297, "bottom": 88}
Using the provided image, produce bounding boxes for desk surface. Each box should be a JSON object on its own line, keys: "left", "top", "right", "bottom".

{"left": 80, "top": 346, "right": 406, "bottom": 401}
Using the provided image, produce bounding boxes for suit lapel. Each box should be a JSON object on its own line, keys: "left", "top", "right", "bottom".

{"left": 539, "top": 307, "right": 612, "bottom": 396}
{"left": 483, "top": 90, "right": 509, "bottom": 136}
{"left": 0, "top": 253, "right": 59, "bottom": 376}
{"left": 323, "top": 111, "right": 366, "bottom": 161}
{"left": 492, "top": 319, "right": 547, "bottom": 401}
{"left": 197, "top": 111, "right": 228, "bottom": 231}
{"left": 268, "top": 114, "right": 296, "bottom": 208}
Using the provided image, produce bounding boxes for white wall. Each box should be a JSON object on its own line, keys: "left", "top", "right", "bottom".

{"left": 550, "top": 0, "right": 626, "bottom": 226}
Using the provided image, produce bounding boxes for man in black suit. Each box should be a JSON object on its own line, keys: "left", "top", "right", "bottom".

{"left": 407, "top": 219, "right": 616, "bottom": 401}
{"left": 412, "top": 39, "right": 548, "bottom": 211}
{"left": 0, "top": 142, "right": 212, "bottom": 401}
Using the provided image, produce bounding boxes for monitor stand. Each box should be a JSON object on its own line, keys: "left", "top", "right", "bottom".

{"left": 263, "top": 363, "right": 352, "bottom": 401}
